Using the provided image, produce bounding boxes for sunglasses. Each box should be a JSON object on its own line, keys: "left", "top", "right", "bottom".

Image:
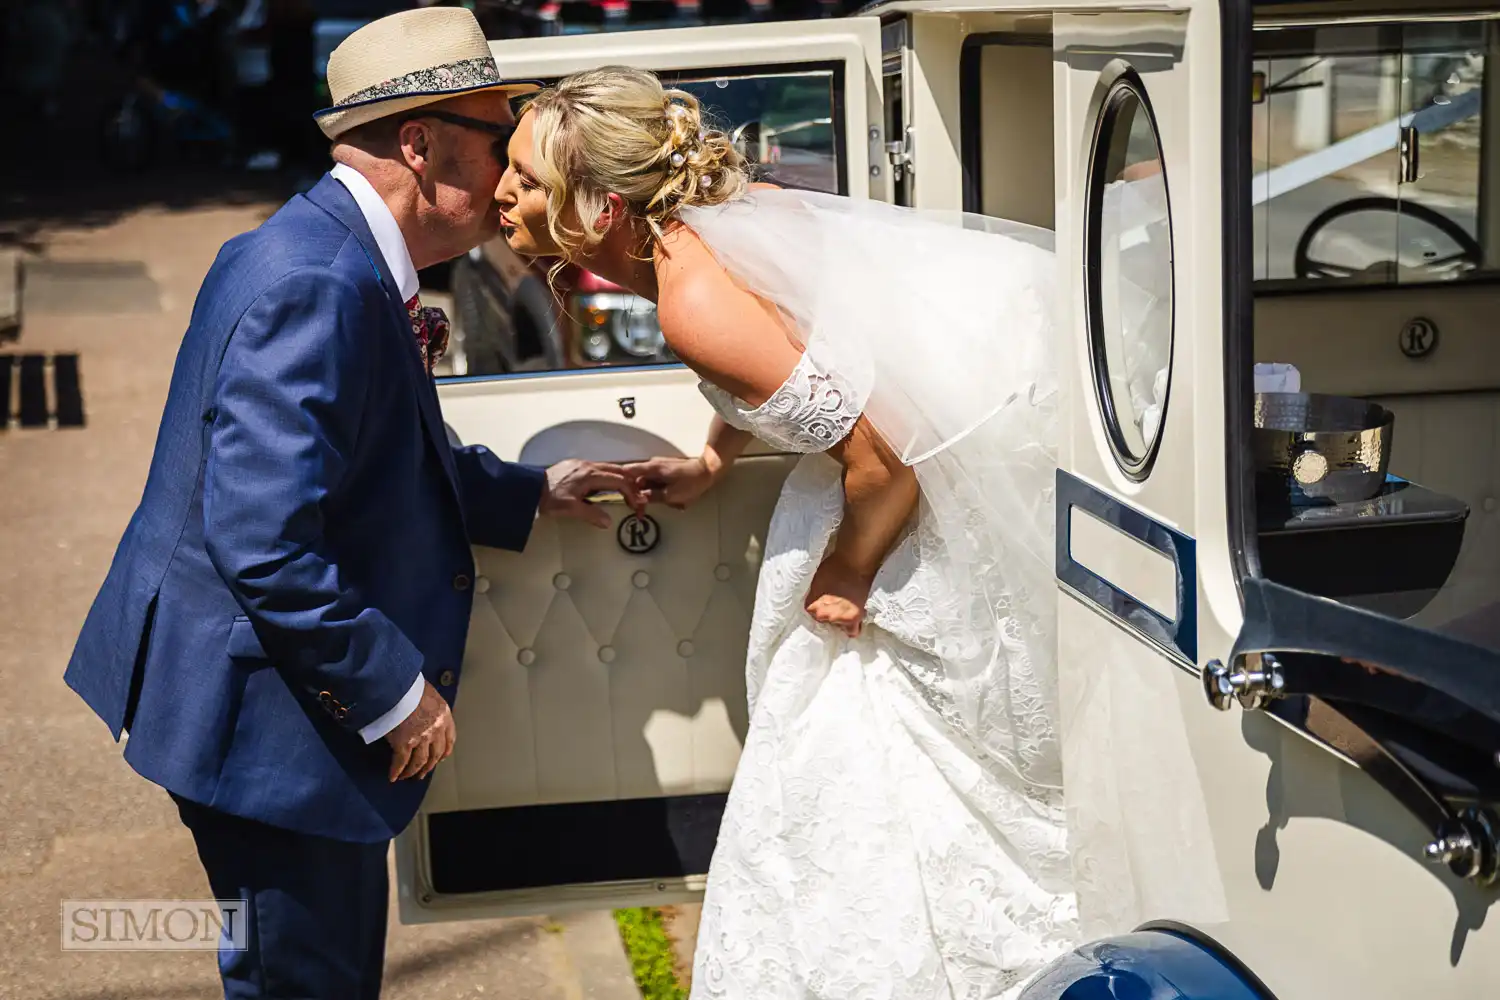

{"left": 399, "top": 109, "right": 516, "bottom": 171}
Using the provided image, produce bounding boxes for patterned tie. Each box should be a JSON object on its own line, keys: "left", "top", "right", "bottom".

{"left": 405, "top": 294, "right": 450, "bottom": 376}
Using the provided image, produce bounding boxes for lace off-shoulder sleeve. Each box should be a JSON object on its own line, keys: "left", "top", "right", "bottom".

{"left": 697, "top": 352, "right": 862, "bottom": 453}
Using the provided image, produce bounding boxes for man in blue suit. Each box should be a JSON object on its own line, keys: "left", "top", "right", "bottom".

{"left": 65, "top": 9, "right": 634, "bottom": 997}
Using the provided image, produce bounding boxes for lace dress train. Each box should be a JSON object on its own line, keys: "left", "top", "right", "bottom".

{"left": 689, "top": 353, "right": 1077, "bottom": 1000}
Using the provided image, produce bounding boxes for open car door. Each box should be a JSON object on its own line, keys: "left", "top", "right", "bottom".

{"left": 396, "top": 17, "right": 882, "bottom": 923}
{"left": 1050, "top": 4, "right": 1500, "bottom": 997}
{"left": 1049, "top": 2, "right": 1247, "bottom": 947}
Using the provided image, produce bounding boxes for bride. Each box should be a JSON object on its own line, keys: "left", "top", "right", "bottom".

{"left": 495, "top": 67, "right": 1078, "bottom": 999}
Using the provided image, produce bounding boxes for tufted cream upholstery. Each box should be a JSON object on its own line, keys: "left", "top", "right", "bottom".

{"left": 1373, "top": 392, "right": 1500, "bottom": 630}
{"left": 428, "top": 369, "right": 789, "bottom": 817}
{"left": 1256, "top": 286, "right": 1500, "bottom": 628}
{"left": 421, "top": 455, "right": 794, "bottom": 814}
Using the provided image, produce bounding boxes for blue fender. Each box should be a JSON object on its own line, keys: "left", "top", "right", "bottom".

{"left": 1018, "top": 928, "right": 1273, "bottom": 1000}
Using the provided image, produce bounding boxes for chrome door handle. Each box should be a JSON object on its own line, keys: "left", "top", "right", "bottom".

{"left": 1202, "top": 653, "right": 1286, "bottom": 712}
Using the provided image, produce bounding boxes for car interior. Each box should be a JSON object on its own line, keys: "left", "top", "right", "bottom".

{"left": 1248, "top": 13, "right": 1500, "bottom": 648}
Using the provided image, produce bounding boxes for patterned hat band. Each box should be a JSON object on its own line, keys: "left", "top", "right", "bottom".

{"left": 334, "top": 55, "right": 501, "bottom": 109}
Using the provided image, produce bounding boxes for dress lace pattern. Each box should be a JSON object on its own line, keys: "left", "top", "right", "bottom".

{"left": 690, "top": 348, "right": 1078, "bottom": 1000}
{"left": 698, "top": 352, "right": 862, "bottom": 454}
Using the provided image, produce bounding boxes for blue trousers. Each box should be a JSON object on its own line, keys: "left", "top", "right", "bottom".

{"left": 172, "top": 793, "right": 390, "bottom": 999}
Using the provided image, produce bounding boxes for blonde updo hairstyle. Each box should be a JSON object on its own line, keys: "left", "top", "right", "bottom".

{"left": 522, "top": 66, "right": 750, "bottom": 262}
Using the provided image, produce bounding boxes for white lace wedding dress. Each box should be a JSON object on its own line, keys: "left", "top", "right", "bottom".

{"left": 679, "top": 190, "right": 1080, "bottom": 1000}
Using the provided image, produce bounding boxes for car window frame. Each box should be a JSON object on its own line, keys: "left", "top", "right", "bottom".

{"left": 1083, "top": 63, "right": 1177, "bottom": 482}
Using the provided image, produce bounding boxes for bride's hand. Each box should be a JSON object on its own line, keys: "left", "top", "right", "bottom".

{"left": 805, "top": 552, "right": 873, "bottom": 638}
{"left": 628, "top": 456, "right": 719, "bottom": 510}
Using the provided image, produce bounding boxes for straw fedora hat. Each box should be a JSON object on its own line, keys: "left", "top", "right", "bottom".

{"left": 313, "top": 7, "right": 540, "bottom": 140}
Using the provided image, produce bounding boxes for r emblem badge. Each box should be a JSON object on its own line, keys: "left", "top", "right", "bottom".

{"left": 1400, "top": 317, "right": 1439, "bottom": 359}
{"left": 618, "top": 397, "right": 637, "bottom": 419}
{"left": 618, "top": 513, "right": 660, "bottom": 554}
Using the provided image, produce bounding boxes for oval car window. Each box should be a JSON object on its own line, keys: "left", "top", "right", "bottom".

{"left": 1086, "top": 74, "right": 1174, "bottom": 478}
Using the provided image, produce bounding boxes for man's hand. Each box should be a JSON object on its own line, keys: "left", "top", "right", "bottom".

{"left": 540, "top": 459, "right": 645, "bottom": 528}
{"left": 385, "top": 679, "right": 455, "bottom": 782}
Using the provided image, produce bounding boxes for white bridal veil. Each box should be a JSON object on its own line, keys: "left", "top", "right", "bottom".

{"left": 683, "top": 186, "right": 1229, "bottom": 940}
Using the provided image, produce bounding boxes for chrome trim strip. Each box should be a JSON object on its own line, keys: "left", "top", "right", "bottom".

{"left": 1056, "top": 470, "right": 1199, "bottom": 666}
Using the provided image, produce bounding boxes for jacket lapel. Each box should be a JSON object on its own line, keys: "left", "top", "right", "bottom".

{"left": 303, "top": 175, "right": 463, "bottom": 505}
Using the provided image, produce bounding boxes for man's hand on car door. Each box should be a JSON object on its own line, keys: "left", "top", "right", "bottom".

{"left": 539, "top": 459, "right": 645, "bottom": 527}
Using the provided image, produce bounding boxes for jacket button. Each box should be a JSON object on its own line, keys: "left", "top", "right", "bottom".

{"left": 453, "top": 574, "right": 471, "bottom": 591}
{"left": 439, "top": 669, "right": 456, "bottom": 686}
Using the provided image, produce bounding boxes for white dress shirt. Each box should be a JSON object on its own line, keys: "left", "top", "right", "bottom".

{"left": 332, "top": 162, "right": 427, "bottom": 743}
{"left": 332, "top": 162, "right": 420, "bottom": 303}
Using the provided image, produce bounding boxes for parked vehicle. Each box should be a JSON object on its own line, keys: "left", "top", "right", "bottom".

{"left": 406, "top": 5, "right": 1500, "bottom": 999}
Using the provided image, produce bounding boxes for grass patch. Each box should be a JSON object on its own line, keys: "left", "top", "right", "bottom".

{"left": 613, "top": 907, "right": 687, "bottom": 1000}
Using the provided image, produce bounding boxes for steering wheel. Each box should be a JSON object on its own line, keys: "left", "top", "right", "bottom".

{"left": 1292, "top": 195, "right": 1483, "bottom": 281}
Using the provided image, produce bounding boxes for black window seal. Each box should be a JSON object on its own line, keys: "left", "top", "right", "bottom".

{"left": 1083, "top": 65, "right": 1176, "bottom": 483}
{"left": 1224, "top": 0, "right": 1259, "bottom": 587}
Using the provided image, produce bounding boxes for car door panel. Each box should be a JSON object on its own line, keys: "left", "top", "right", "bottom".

{"left": 404, "top": 365, "right": 797, "bottom": 920}
{"left": 398, "top": 18, "right": 881, "bottom": 923}
{"left": 1053, "top": 10, "right": 1500, "bottom": 998}
{"left": 419, "top": 454, "right": 792, "bottom": 816}
{"left": 1054, "top": 6, "right": 1240, "bottom": 941}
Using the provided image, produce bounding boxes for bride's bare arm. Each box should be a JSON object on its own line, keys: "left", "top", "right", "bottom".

{"left": 632, "top": 415, "right": 752, "bottom": 508}
{"left": 654, "top": 233, "right": 918, "bottom": 635}
{"left": 821, "top": 420, "right": 919, "bottom": 594}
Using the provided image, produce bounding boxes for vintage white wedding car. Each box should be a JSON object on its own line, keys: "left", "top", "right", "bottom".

{"left": 397, "top": 0, "right": 1500, "bottom": 994}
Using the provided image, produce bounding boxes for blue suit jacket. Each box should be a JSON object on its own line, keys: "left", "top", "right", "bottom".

{"left": 66, "top": 174, "right": 546, "bottom": 843}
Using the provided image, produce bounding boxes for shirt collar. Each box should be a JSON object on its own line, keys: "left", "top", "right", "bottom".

{"left": 330, "top": 162, "right": 420, "bottom": 303}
